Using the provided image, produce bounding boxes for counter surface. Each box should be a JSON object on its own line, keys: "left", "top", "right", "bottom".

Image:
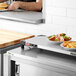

{"left": 0, "top": 29, "right": 34, "bottom": 48}
{"left": 0, "top": 10, "right": 44, "bottom": 24}
{"left": 24, "top": 36, "right": 76, "bottom": 57}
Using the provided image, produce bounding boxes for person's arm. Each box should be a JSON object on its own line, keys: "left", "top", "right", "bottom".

{"left": 19, "top": 0, "right": 42, "bottom": 11}
{"left": 0, "top": 0, "right": 8, "bottom": 2}
{"left": 8, "top": 0, "right": 42, "bottom": 11}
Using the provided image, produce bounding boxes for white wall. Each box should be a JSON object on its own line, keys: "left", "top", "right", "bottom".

{"left": 46, "top": 0, "right": 76, "bottom": 40}
{"left": 0, "top": 0, "right": 76, "bottom": 40}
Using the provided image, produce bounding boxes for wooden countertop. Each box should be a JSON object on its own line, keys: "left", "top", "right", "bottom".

{"left": 0, "top": 29, "right": 34, "bottom": 48}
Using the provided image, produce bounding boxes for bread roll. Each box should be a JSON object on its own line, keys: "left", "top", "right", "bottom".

{"left": 0, "top": 3, "right": 8, "bottom": 10}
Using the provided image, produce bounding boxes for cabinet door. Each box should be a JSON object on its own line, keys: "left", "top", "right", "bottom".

{"left": 17, "top": 62, "right": 69, "bottom": 76}
{"left": 19, "top": 62, "right": 54, "bottom": 76}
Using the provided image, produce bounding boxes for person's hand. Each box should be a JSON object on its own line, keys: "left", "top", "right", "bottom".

{"left": 8, "top": 1, "right": 20, "bottom": 10}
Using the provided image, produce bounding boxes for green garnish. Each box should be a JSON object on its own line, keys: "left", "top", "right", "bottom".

{"left": 48, "top": 36, "right": 52, "bottom": 38}
{"left": 62, "top": 33, "right": 66, "bottom": 36}
{"left": 55, "top": 38, "right": 58, "bottom": 41}
{"left": 48, "top": 35, "right": 55, "bottom": 39}
{"left": 64, "top": 36, "right": 69, "bottom": 39}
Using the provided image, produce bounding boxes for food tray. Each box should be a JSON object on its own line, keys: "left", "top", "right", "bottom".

{"left": 0, "top": 9, "right": 8, "bottom": 12}
{"left": 60, "top": 43, "right": 76, "bottom": 51}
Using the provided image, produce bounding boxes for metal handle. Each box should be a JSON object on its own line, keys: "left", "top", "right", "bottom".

{"left": 15, "top": 64, "right": 20, "bottom": 76}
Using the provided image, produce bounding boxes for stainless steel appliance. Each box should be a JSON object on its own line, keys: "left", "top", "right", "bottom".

{"left": 23, "top": 36, "right": 76, "bottom": 56}
{"left": 7, "top": 36, "right": 76, "bottom": 76}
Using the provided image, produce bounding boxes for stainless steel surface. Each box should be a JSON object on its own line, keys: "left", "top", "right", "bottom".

{"left": 23, "top": 36, "right": 76, "bottom": 56}
{"left": 0, "top": 10, "right": 44, "bottom": 24}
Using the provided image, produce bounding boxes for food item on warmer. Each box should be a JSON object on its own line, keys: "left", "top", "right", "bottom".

{"left": 48, "top": 33, "right": 71, "bottom": 42}
{"left": 0, "top": 3, "right": 8, "bottom": 10}
{"left": 63, "top": 41, "right": 71, "bottom": 47}
{"left": 64, "top": 36, "right": 71, "bottom": 41}
{"left": 0, "top": 7, "right": 5, "bottom": 10}
{"left": 60, "top": 33, "right": 66, "bottom": 36}
{"left": 63, "top": 41, "right": 76, "bottom": 48}
{"left": 0, "top": 3, "right": 8, "bottom": 8}
{"left": 49, "top": 35, "right": 56, "bottom": 41}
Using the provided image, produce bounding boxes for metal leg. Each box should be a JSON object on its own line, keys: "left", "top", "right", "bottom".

{"left": 21, "top": 44, "right": 24, "bottom": 50}
{"left": 21, "top": 41, "right": 25, "bottom": 50}
{"left": 0, "top": 53, "right": 4, "bottom": 76}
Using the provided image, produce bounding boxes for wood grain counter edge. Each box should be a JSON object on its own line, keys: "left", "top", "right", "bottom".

{"left": 0, "top": 34, "right": 34, "bottom": 48}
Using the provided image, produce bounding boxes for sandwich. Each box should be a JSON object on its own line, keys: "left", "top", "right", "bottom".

{"left": 0, "top": 3, "right": 8, "bottom": 10}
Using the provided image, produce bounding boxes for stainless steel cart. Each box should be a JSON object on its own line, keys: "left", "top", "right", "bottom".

{"left": 7, "top": 36, "right": 76, "bottom": 76}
